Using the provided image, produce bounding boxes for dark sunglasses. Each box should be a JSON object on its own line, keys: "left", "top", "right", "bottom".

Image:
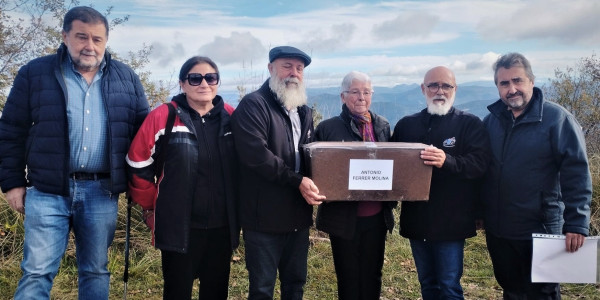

{"left": 186, "top": 73, "right": 219, "bottom": 86}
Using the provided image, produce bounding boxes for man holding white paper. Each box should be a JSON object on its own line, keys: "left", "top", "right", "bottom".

{"left": 482, "top": 52, "right": 593, "bottom": 299}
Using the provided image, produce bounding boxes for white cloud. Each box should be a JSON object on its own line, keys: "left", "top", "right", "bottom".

{"left": 372, "top": 12, "right": 438, "bottom": 40}
{"left": 198, "top": 32, "right": 266, "bottom": 65}
{"left": 149, "top": 42, "right": 186, "bottom": 67}
{"left": 466, "top": 52, "right": 501, "bottom": 72}
{"left": 303, "top": 23, "right": 357, "bottom": 52}
{"left": 477, "top": 0, "right": 600, "bottom": 46}
{"left": 21, "top": 0, "right": 594, "bottom": 91}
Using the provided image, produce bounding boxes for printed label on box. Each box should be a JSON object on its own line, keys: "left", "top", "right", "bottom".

{"left": 348, "top": 159, "right": 394, "bottom": 190}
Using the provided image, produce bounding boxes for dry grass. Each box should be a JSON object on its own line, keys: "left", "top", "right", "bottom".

{"left": 1, "top": 188, "right": 599, "bottom": 299}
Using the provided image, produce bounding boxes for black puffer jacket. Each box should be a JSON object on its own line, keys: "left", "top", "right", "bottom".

{"left": 0, "top": 43, "right": 149, "bottom": 195}
{"left": 314, "top": 104, "right": 396, "bottom": 240}
{"left": 231, "top": 79, "right": 314, "bottom": 233}
{"left": 392, "top": 107, "right": 490, "bottom": 241}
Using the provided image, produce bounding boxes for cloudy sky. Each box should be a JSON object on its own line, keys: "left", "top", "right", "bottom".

{"left": 69, "top": 0, "right": 600, "bottom": 92}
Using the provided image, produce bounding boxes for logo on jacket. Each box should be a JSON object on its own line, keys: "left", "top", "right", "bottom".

{"left": 443, "top": 137, "right": 456, "bottom": 148}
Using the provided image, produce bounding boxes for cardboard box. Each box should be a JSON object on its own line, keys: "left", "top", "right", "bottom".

{"left": 303, "top": 142, "right": 431, "bottom": 201}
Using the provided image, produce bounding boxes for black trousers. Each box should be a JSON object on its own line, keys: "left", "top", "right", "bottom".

{"left": 161, "top": 227, "right": 232, "bottom": 300}
{"left": 330, "top": 213, "right": 387, "bottom": 300}
{"left": 486, "top": 232, "right": 561, "bottom": 300}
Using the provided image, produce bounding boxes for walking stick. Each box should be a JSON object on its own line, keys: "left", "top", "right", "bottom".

{"left": 123, "top": 194, "right": 132, "bottom": 300}
{"left": 122, "top": 103, "right": 174, "bottom": 299}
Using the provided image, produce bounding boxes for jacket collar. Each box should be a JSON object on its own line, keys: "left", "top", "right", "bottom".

{"left": 340, "top": 103, "right": 376, "bottom": 122}
{"left": 340, "top": 103, "right": 389, "bottom": 141}
{"left": 172, "top": 93, "right": 224, "bottom": 119}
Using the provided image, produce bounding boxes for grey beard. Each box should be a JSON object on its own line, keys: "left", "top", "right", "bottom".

{"left": 427, "top": 103, "right": 451, "bottom": 116}
{"left": 269, "top": 76, "right": 307, "bottom": 110}
{"left": 426, "top": 95, "right": 454, "bottom": 116}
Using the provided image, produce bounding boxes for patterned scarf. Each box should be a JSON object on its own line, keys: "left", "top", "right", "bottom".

{"left": 350, "top": 112, "right": 375, "bottom": 142}
{"left": 350, "top": 111, "right": 382, "bottom": 216}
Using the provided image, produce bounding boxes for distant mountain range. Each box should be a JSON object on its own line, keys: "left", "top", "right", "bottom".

{"left": 222, "top": 81, "right": 501, "bottom": 123}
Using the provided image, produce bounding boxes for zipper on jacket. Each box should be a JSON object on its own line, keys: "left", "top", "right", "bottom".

{"left": 497, "top": 116, "right": 516, "bottom": 235}
{"left": 102, "top": 79, "right": 113, "bottom": 192}
{"left": 57, "top": 62, "right": 72, "bottom": 195}
{"left": 198, "top": 114, "right": 213, "bottom": 228}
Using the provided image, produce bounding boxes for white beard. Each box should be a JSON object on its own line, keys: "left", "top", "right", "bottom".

{"left": 269, "top": 74, "right": 307, "bottom": 110}
{"left": 426, "top": 94, "right": 454, "bottom": 116}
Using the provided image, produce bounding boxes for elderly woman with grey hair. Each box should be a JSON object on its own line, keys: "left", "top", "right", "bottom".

{"left": 314, "top": 71, "right": 396, "bottom": 300}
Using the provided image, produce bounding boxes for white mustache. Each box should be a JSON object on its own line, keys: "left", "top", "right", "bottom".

{"left": 81, "top": 50, "right": 96, "bottom": 56}
{"left": 284, "top": 77, "right": 300, "bottom": 85}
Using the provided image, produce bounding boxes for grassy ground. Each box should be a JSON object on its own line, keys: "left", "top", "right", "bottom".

{"left": 1, "top": 195, "right": 599, "bottom": 300}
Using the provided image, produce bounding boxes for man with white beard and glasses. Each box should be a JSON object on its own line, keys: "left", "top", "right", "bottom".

{"left": 231, "top": 46, "right": 326, "bottom": 300}
{"left": 391, "top": 66, "right": 490, "bottom": 300}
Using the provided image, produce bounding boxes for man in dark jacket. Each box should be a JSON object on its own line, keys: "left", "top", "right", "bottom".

{"left": 482, "top": 52, "right": 592, "bottom": 299}
{"left": 231, "top": 46, "right": 325, "bottom": 300}
{"left": 391, "top": 66, "right": 490, "bottom": 299}
{"left": 0, "top": 7, "right": 149, "bottom": 299}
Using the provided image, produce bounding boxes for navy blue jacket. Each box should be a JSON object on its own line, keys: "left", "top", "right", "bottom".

{"left": 314, "top": 104, "right": 396, "bottom": 240}
{"left": 392, "top": 107, "right": 490, "bottom": 241}
{"left": 482, "top": 87, "right": 592, "bottom": 239}
{"left": 0, "top": 44, "right": 149, "bottom": 196}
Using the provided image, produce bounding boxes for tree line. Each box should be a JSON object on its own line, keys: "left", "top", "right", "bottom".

{"left": 0, "top": 0, "right": 171, "bottom": 110}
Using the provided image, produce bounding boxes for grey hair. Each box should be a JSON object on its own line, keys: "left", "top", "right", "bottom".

{"left": 341, "top": 71, "right": 372, "bottom": 92}
{"left": 493, "top": 52, "right": 535, "bottom": 84}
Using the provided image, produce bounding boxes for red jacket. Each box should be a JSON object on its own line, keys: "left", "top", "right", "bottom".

{"left": 127, "top": 94, "right": 239, "bottom": 252}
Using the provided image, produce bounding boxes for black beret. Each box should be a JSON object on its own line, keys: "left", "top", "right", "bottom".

{"left": 269, "top": 46, "right": 311, "bottom": 67}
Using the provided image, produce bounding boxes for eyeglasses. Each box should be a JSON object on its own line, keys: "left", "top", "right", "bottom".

{"left": 186, "top": 73, "right": 219, "bottom": 86}
{"left": 344, "top": 90, "right": 373, "bottom": 97}
{"left": 426, "top": 83, "right": 454, "bottom": 93}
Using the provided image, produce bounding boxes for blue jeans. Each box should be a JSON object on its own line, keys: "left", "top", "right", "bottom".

{"left": 243, "top": 228, "right": 309, "bottom": 300}
{"left": 409, "top": 239, "right": 465, "bottom": 300}
{"left": 14, "top": 179, "right": 118, "bottom": 300}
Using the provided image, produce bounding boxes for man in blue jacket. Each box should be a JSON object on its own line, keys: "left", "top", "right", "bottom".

{"left": 0, "top": 6, "right": 149, "bottom": 299}
{"left": 482, "top": 52, "right": 592, "bottom": 299}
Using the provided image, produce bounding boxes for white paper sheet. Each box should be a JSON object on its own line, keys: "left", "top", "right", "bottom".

{"left": 531, "top": 234, "right": 600, "bottom": 283}
{"left": 348, "top": 159, "right": 393, "bottom": 190}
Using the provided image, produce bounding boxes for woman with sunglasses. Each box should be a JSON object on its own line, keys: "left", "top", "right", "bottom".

{"left": 126, "top": 56, "right": 240, "bottom": 300}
